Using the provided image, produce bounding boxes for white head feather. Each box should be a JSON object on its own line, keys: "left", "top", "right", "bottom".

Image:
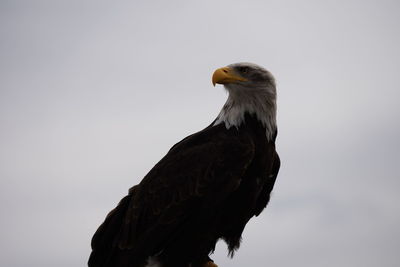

{"left": 213, "top": 63, "right": 277, "bottom": 140}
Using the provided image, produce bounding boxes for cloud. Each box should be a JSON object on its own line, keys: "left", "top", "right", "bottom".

{"left": 1, "top": 1, "right": 399, "bottom": 266}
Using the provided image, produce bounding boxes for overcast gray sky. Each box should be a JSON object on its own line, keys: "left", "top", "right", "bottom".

{"left": 1, "top": 0, "right": 399, "bottom": 266}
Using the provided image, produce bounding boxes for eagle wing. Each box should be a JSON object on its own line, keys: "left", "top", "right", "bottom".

{"left": 89, "top": 128, "right": 256, "bottom": 267}
{"left": 119, "top": 129, "right": 255, "bottom": 253}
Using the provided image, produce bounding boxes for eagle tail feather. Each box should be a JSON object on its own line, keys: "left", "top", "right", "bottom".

{"left": 88, "top": 195, "right": 134, "bottom": 267}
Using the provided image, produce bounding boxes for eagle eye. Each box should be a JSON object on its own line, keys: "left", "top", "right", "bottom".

{"left": 238, "top": 67, "right": 249, "bottom": 74}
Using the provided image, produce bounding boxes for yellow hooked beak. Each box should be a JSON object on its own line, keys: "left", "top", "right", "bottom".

{"left": 212, "top": 67, "right": 248, "bottom": 86}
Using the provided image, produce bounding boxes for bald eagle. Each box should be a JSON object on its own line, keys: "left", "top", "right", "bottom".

{"left": 89, "top": 63, "right": 280, "bottom": 267}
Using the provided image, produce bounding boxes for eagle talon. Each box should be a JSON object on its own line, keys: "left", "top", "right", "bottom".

{"left": 203, "top": 261, "right": 218, "bottom": 267}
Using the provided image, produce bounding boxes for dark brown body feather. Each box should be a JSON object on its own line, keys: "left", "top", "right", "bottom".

{"left": 89, "top": 114, "right": 280, "bottom": 267}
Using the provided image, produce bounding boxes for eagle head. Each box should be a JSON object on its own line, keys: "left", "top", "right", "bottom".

{"left": 212, "top": 62, "right": 276, "bottom": 98}
{"left": 212, "top": 62, "right": 277, "bottom": 140}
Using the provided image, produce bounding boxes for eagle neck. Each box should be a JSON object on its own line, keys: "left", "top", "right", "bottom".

{"left": 214, "top": 90, "right": 277, "bottom": 141}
